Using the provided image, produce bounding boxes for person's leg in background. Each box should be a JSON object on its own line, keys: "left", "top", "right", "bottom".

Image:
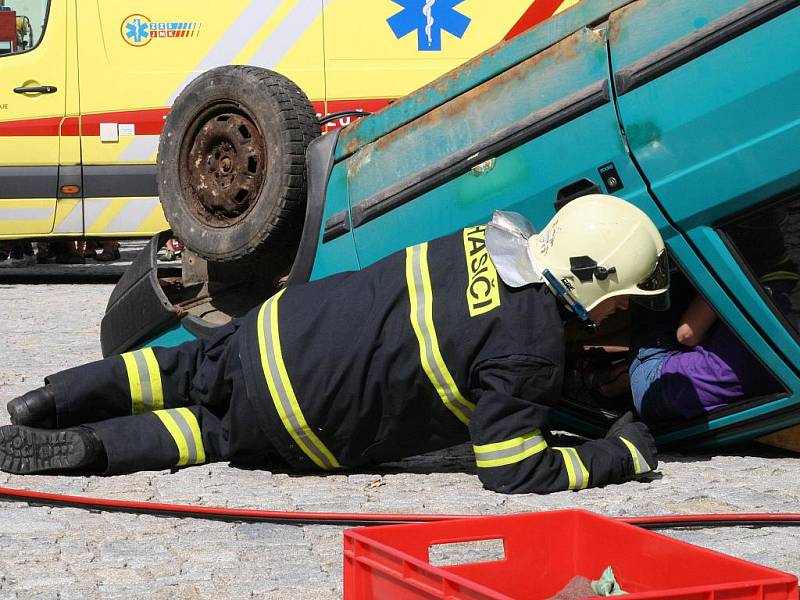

{"left": 55, "top": 240, "right": 86, "bottom": 265}
{"left": 95, "top": 240, "right": 120, "bottom": 262}
{"left": 0, "top": 241, "right": 36, "bottom": 268}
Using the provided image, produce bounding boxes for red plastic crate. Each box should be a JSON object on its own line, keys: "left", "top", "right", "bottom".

{"left": 344, "top": 509, "right": 798, "bottom": 600}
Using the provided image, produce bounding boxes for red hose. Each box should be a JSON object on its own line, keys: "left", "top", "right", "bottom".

{"left": 2, "top": 485, "right": 800, "bottom": 529}
{"left": 0, "top": 485, "right": 474, "bottom": 526}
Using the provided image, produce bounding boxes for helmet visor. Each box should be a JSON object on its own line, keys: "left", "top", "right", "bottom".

{"left": 633, "top": 250, "right": 671, "bottom": 311}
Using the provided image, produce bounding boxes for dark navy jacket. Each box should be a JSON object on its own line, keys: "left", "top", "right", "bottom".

{"left": 239, "top": 226, "right": 643, "bottom": 493}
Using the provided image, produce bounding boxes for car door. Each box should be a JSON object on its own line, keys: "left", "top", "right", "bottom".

{"left": 0, "top": 0, "right": 66, "bottom": 236}
{"left": 609, "top": 0, "right": 800, "bottom": 444}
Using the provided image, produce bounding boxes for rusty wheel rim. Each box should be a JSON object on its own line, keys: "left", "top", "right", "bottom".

{"left": 179, "top": 105, "right": 267, "bottom": 228}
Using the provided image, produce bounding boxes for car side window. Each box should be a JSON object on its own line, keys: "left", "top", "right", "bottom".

{"left": 719, "top": 193, "right": 800, "bottom": 338}
{"left": 0, "top": 0, "right": 50, "bottom": 56}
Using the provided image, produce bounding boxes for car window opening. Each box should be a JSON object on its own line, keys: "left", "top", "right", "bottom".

{"left": 562, "top": 257, "right": 790, "bottom": 433}
{"left": 720, "top": 193, "right": 800, "bottom": 342}
{"left": 0, "top": 0, "right": 50, "bottom": 56}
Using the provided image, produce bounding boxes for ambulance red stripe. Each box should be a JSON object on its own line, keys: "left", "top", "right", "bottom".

{"left": 0, "top": 110, "right": 169, "bottom": 137}
{"left": 505, "top": 0, "right": 565, "bottom": 40}
{"left": 0, "top": 116, "right": 63, "bottom": 137}
{"left": 0, "top": 101, "right": 394, "bottom": 137}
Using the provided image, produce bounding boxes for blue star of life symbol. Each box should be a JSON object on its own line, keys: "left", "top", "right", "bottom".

{"left": 125, "top": 18, "right": 149, "bottom": 44}
{"left": 387, "top": 0, "right": 471, "bottom": 52}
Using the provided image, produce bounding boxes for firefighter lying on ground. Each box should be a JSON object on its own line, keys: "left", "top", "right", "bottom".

{"left": 0, "top": 195, "right": 669, "bottom": 494}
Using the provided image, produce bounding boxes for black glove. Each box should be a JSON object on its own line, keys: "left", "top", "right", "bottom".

{"left": 604, "top": 411, "right": 634, "bottom": 440}
{"left": 606, "top": 412, "right": 658, "bottom": 474}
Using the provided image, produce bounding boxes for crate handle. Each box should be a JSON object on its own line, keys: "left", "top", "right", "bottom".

{"left": 428, "top": 537, "right": 506, "bottom": 567}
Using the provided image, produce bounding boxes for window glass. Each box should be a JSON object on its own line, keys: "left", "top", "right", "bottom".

{"left": 720, "top": 194, "right": 800, "bottom": 336}
{"left": 0, "top": 0, "right": 49, "bottom": 56}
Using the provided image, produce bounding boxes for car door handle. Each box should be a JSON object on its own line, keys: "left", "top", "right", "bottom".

{"left": 555, "top": 178, "right": 602, "bottom": 211}
{"left": 13, "top": 85, "right": 58, "bottom": 94}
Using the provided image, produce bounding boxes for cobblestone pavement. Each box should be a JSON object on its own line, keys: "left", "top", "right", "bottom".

{"left": 1, "top": 243, "right": 799, "bottom": 599}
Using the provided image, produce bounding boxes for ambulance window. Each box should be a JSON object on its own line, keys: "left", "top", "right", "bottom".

{"left": 0, "top": 0, "right": 50, "bottom": 56}
{"left": 718, "top": 192, "right": 800, "bottom": 338}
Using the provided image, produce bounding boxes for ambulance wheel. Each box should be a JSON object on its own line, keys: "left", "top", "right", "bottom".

{"left": 158, "top": 66, "right": 320, "bottom": 263}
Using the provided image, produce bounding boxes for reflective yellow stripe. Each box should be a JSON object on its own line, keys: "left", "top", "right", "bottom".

{"left": 176, "top": 407, "right": 206, "bottom": 465}
{"left": 121, "top": 348, "right": 164, "bottom": 414}
{"left": 555, "top": 447, "right": 590, "bottom": 490}
{"left": 406, "top": 243, "right": 475, "bottom": 425}
{"left": 619, "top": 436, "right": 650, "bottom": 475}
{"left": 154, "top": 410, "right": 187, "bottom": 467}
{"left": 473, "top": 430, "right": 547, "bottom": 468}
{"left": 141, "top": 348, "right": 164, "bottom": 411}
{"left": 761, "top": 270, "right": 800, "bottom": 282}
{"left": 121, "top": 352, "right": 143, "bottom": 415}
{"left": 558, "top": 448, "right": 577, "bottom": 489}
{"left": 154, "top": 408, "right": 206, "bottom": 467}
{"left": 257, "top": 290, "right": 341, "bottom": 470}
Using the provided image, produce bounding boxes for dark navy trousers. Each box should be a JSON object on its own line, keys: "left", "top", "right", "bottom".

{"left": 45, "top": 322, "right": 279, "bottom": 474}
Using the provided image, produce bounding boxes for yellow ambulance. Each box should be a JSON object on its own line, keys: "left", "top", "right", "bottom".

{"left": 0, "top": 0, "right": 578, "bottom": 242}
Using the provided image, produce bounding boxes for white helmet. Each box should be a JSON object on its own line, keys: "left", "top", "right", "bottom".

{"left": 529, "top": 194, "right": 668, "bottom": 318}
{"left": 485, "top": 195, "right": 669, "bottom": 321}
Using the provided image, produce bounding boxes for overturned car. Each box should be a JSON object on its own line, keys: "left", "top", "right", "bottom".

{"left": 102, "top": 0, "right": 800, "bottom": 451}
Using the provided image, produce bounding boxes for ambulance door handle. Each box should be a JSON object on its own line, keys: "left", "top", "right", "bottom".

{"left": 13, "top": 85, "right": 58, "bottom": 94}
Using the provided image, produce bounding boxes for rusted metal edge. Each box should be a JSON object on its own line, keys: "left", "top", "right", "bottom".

{"left": 335, "top": 0, "right": 636, "bottom": 163}
{"left": 322, "top": 210, "right": 351, "bottom": 244}
{"left": 614, "top": 0, "right": 798, "bottom": 96}
{"left": 349, "top": 79, "right": 610, "bottom": 230}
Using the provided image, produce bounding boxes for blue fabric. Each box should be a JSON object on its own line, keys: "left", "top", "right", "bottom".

{"left": 628, "top": 347, "right": 677, "bottom": 418}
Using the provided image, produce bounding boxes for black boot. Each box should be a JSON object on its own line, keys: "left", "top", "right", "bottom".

{"left": 0, "top": 425, "right": 107, "bottom": 475}
{"left": 7, "top": 385, "right": 56, "bottom": 428}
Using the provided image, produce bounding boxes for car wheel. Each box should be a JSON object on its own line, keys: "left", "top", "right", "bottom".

{"left": 158, "top": 65, "right": 320, "bottom": 263}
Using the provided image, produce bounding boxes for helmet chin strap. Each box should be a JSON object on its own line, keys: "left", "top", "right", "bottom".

{"left": 542, "top": 269, "right": 592, "bottom": 323}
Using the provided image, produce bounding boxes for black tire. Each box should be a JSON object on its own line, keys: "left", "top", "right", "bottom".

{"left": 158, "top": 66, "right": 320, "bottom": 263}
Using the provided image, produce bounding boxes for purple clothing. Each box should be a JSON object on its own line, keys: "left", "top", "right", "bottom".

{"left": 659, "top": 325, "right": 776, "bottom": 419}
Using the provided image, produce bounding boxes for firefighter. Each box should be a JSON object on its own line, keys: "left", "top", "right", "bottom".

{"left": 0, "top": 195, "right": 668, "bottom": 494}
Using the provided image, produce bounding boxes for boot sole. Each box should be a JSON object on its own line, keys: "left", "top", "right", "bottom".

{"left": 0, "top": 426, "right": 90, "bottom": 474}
